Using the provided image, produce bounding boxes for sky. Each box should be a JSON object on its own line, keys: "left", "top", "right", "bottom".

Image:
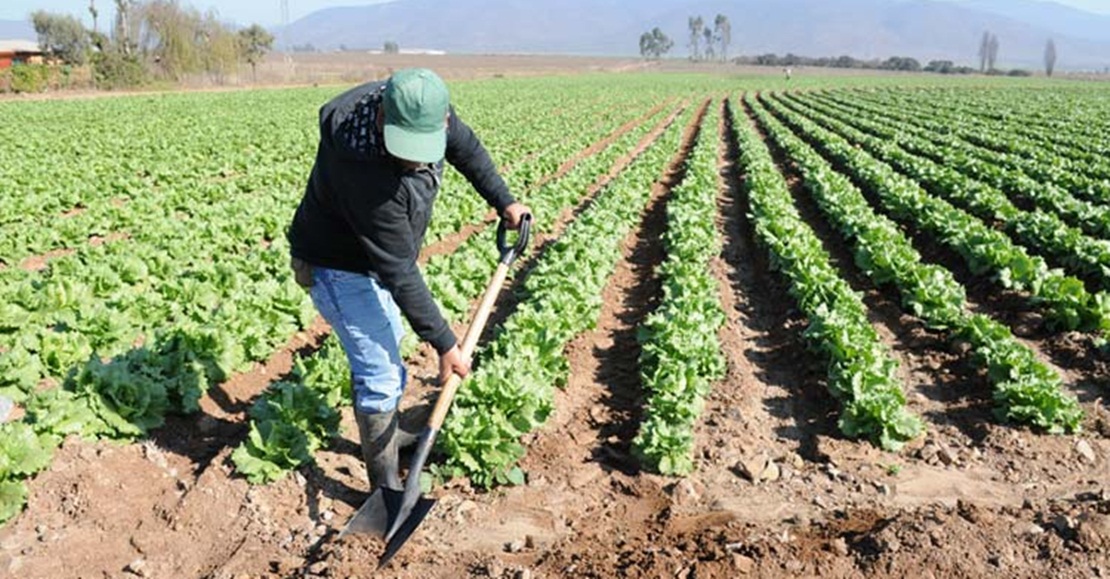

{"left": 2, "top": 0, "right": 1109, "bottom": 26}
{"left": 0, "top": 1, "right": 392, "bottom": 27}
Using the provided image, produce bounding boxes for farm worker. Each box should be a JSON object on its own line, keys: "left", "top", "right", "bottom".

{"left": 286, "top": 68, "right": 530, "bottom": 492}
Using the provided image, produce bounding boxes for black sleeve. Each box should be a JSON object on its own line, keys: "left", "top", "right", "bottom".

{"left": 445, "top": 107, "right": 516, "bottom": 214}
{"left": 330, "top": 159, "right": 457, "bottom": 354}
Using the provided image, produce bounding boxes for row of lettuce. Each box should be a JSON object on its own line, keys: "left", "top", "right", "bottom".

{"left": 843, "top": 87, "right": 1110, "bottom": 184}
{"left": 632, "top": 103, "right": 726, "bottom": 474}
{"left": 772, "top": 93, "right": 1110, "bottom": 336}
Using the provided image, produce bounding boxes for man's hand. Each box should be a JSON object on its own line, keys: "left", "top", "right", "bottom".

{"left": 438, "top": 344, "right": 471, "bottom": 385}
{"left": 502, "top": 202, "right": 532, "bottom": 230}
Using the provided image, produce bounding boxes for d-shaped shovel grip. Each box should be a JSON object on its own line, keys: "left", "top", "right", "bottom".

{"left": 497, "top": 213, "right": 532, "bottom": 265}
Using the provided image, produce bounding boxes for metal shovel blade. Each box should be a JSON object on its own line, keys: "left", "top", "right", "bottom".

{"left": 378, "top": 495, "right": 436, "bottom": 569}
{"left": 338, "top": 486, "right": 404, "bottom": 538}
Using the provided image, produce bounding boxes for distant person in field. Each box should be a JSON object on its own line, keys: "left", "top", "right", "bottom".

{"left": 784, "top": 67, "right": 792, "bottom": 81}
{"left": 287, "top": 68, "right": 530, "bottom": 493}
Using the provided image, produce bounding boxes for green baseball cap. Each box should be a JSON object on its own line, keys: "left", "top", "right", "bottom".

{"left": 382, "top": 68, "right": 450, "bottom": 163}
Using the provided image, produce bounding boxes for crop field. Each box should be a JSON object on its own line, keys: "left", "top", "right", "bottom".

{"left": 0, "top": 72, "right": 1108, "bottom": 578}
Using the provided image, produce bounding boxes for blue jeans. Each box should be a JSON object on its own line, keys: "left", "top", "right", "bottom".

{"left": 308, "top": 267, "right": 406, "bottom": 414}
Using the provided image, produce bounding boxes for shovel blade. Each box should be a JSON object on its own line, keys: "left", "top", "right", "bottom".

{"left": 338, "top": 487, "right": 404, "bottom": 538}
{"left": 378, "top": 496, "right": 436, "bottom": 569}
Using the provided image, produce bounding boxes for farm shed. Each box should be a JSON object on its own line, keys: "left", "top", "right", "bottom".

{"left": 0, "top": 40, "right": 44, "bottom": 69}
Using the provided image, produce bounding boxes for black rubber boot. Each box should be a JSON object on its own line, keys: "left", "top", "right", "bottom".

{"left": 355, "top": 409, "right": 402, "bottom": 491}
{"left": 394, "top": 411, "right": 421, "bottom": 451}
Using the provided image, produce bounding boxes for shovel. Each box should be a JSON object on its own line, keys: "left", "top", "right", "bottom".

{"left": 339, "top": 213, "right": 532, "bottom": 568}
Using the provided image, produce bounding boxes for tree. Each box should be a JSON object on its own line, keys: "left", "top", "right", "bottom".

{"left": 89, "top": 0, "right": 99, "bottom": 33}
{"left": 114, "top": 0, "right": 138, "bottom": 57}
{"left": 30, "top": 11, "right": 90, "bottom": 65}
{"left": 136, "top": 0, "right": 202, "bottom": 79}
{"left": 987, "top": 33, "right": 999, "bottom": 71}
{"left": 639, "top": 27, "right": 672, "bottom": 60}
{"left": 702, "top": 28, "right": 714, "bottom": 60}
{"left": 714, "top": 14, "right": 731, "bottom": 62}
{"left": 87, "top": 0, "right": 110, "bottom": 51}
{"left": 122, "top": 1, "right": 241, "bottom": 81}
{"left": 978, "top": 30, "right": 990, "bottom": 72}
{"left": 201, "top": 12, "right": 239, "bottom": 81}
{"left": 688, "top": 16, "right": 704, "bottom": 61}
{"left": 383, "top": 41, "right": 399, "bottom": 54}
{"left": 925, "top": 60, "right": 955, "bottom": 74}
{"left": 238, "top": 24, "right": 274, "bottom": 81}
{"left": 881, "top": 56, "right": 921, "bottom": 72}
{"left": 88, "top": 0, "right": 145, "bottom": 88}
{"left": 1044, "top": 39, "right": 1057, "bottom": 77}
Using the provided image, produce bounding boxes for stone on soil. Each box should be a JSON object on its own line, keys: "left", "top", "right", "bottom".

{"left": 1076, "top": 440, "right": 1096, "bottom": 463}
{"left": 732, "top": 554, "right": 754, "bottom": 574}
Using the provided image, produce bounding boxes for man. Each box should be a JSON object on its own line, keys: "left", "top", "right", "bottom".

{"left": 287, "top": 68, "right": 530, "bottom": 492}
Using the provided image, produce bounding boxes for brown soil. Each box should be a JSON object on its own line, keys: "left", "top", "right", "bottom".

{"left": 3, "top": 97, "right": 1109, "bottom": 579}
{"left": 17, "top": 232, "right": 132, "bottom": 272}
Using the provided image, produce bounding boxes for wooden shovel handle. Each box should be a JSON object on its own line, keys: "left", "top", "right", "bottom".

{"left": 426, "top": 261, "right": 511, "bottom": 430}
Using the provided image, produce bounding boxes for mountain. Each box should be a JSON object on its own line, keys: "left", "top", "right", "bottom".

{"left": 275, "top": 0, "right": 1110, "bottom": 70}
{"left": 646, "top": 0, "right": 1110, "bottom": 67}
{"left": 281, "top": 0, "right": 661, "bottom": 54}
{"left": 957, "top": 0, "right": 1110, "bottom": 43}
{"left": 0, "top": 19, "right": 35, "bottom": 40}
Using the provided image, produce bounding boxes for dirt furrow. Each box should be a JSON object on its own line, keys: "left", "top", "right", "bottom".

{"left": 675, "top": 97, "right": 836, "bottom": 532}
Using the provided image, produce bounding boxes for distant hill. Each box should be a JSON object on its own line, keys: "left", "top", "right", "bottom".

{"left": 0, "top": 19, "right": 35, "bottom": 41}
{"left": 958, "top": 0, "right": 1110, "bottom": 43}
{"left": 279, "top": 0, "right": 1110, "bottom": 70}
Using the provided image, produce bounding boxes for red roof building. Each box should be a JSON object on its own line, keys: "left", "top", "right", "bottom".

{"left": 0, "top": 40, "right": 44, "bottom": 69}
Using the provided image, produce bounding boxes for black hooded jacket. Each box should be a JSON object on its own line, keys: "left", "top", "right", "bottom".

{"left": 288, "top": 80, "right": 515, "bottom": 354}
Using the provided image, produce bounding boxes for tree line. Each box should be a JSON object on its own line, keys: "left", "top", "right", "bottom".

{"left": 639, "top": 14, "right": 731, "bottom": 61}
{"left": 639, "top": 19, "right": 1061, "bottom": 77}
{"left": 24, "top": 0, "right": 274, "bottom": 90}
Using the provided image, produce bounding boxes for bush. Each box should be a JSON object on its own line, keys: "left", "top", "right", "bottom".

{"left": 9, "top": 64, "right": 50, "bottom": 93}
{"left": 91, "top": 52, "right": 148, "bottom": 90}
{"left": 1007, "top": 68, "right": 1032, "bottom": 77}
